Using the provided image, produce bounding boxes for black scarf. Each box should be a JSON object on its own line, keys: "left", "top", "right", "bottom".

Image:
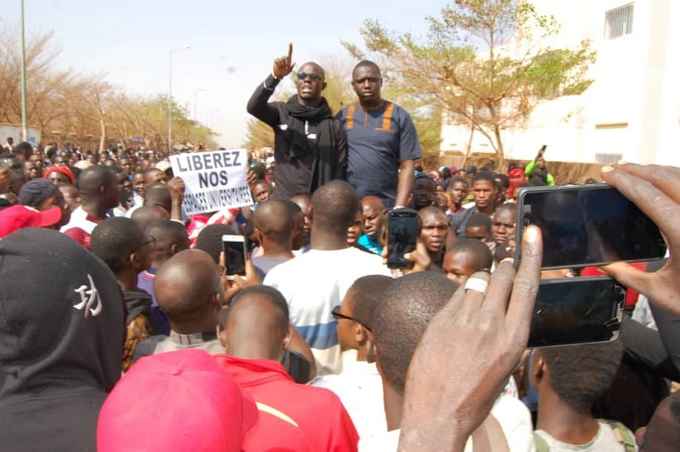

{"left": 279, "top": 95, "right": 338, "bottom": 190}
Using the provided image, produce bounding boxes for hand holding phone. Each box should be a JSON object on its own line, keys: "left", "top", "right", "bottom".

{"left": 601, "top": 164, "right": 680, "bottom": 316}
{"left": 515, "top": 184, "right": 667, "bottom": 269}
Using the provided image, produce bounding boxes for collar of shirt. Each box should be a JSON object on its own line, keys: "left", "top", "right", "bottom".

{"left": 215, "top": 355, "right": 292, "bottom": 387}
{"left": 169, "top": 330, "right": 217, "bottom": 346}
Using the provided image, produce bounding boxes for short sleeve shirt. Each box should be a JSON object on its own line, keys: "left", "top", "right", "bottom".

{"left": 337, "top": 101, "right": 421, "bottom": 206}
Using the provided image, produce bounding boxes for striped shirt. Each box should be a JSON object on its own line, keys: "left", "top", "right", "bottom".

{"left": 264, "top": 247, "right": 391, "bottom": 375}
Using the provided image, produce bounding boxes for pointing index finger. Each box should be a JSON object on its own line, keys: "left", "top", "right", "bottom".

{"left": 287, "top": 43, "right": 293, "bottom": 62}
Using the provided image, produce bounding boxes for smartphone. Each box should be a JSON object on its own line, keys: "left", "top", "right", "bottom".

{"left": 222, "top": 235, "right": 247, "bottom": 276}
{"left": 386, "top": 208, "right": 419, "bottom": 269}
{"left": 529, "top": 277, "right": 624, "bottom": 348}
{"left": 516, "top": 184, "right": 667, "bottom": 269}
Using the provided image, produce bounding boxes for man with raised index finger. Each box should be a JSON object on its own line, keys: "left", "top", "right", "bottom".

{"left": 247, "top": 43, "right": 346, "bottom": 200}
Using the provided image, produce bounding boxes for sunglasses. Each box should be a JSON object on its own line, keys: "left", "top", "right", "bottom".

{"left": 297, "top": 72, "right": 323, "bottom": 82}
{"left": 331, "top": 306, "right": 372, "bottom": 332}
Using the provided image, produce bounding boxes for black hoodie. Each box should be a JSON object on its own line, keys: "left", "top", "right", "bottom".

{"left": 0, "top": 228, "right": 124, "bottom": 452}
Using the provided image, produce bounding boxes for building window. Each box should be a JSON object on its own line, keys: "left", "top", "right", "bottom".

{"left": 605, "top": 4, "right": 634, "bottom": 39}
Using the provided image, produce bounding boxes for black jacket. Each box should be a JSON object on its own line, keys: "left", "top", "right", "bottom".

{"left": 0, "top": 229, "right": 125, "bottom": 452}
{"left": 247, "top": 75, "right": 347, "bottom": 199}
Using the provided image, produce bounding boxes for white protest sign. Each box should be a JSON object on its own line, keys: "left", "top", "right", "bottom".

{"left": 170, "top": 149, "right": 253, "bottom": 216}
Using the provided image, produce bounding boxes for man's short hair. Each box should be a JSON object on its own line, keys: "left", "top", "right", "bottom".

{"left": 494, "top": 173, "right": 510, "bottom": 190}
{"left": 146, "top": 219, "right": 187, "bottom": 243}
{"left": 447, "top": 176, "right": 468, "bottom": 190}
{"left": 219, "top": 285, "right": 290, "bottom": 330}
{"left": 353, "top": 60, "right": 381, "bottom": 77}
{"left": 466, "top": 213, "right": 492, "bottom": 230}
{"left": 195, "top": 224, "right": 238, "bottom": 264}
{"left": 472, "top": 170, "right": 495, "bottom": 185}
{"left": 91, "top": 217, "right": 145, "bottom": 274}
{"left": 540, "top": 340, "right": 624, "bottom": 413}
{"left": 253, "top": 199, "right": 294, "bottom": 244}
{"left": 346, "top": 275, "right": 393, "bottom": 328}
{"left": 311, "top": 180, "right": 360, "bottom": 235}
{"left": 372, "top": 271, "right": 459, "bottom": 394}
{"left": 495, "top": 203, "right": 517, "bottom": 218}
{"left": 446, "top": 238, "right": 493, "bottom": 271}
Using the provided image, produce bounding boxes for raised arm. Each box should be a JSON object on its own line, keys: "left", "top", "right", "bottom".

{"left": 246, "top": 43, "right": 296, "bottom": 128}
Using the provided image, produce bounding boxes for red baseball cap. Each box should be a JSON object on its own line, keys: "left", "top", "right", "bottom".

{"left": 0, "top": 205, "right": 63, "bottom": 238}
{"left": 97, "top": 349, "right": 258, "bottom": 452}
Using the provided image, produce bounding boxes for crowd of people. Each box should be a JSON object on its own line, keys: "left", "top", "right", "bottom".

{"left": 0, "top": 52, "right": 678, "bottom": 452}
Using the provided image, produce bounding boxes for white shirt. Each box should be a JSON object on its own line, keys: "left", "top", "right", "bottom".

{"left": 359, "top": 394, "right": 535, "bottom": 452}
{"left": 311, "top": 351, "right": 387, "bottom": 439}
{"left": 264, "top": 247, "right": 391, "bottom": 375}
{"left": 534, "top": 421, "right": 636, "bottom": 451}
{"left": 59, "top": 206, "right": 101, "bottom": 235}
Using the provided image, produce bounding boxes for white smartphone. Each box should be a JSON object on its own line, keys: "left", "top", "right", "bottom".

{"left": 222, "top": 235, "right": 247, "bottom": 276}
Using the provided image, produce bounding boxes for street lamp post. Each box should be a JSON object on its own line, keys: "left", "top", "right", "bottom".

{"left": 167, "top": 45, "right": 190, "bottom": 154}
{"left": 19, "top": 0, "right": 29, "bottom": 142}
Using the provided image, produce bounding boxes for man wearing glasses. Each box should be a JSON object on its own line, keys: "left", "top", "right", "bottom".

{"left": 247, "top": 44, "right": 347, "bottom": 200}
{"left": 337, "top": 60, "right": 421, "bottom": 209}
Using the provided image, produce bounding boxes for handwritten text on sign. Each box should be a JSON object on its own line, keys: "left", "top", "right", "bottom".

{"left": 170, "top": 149, "right": 253, "bottom": 215}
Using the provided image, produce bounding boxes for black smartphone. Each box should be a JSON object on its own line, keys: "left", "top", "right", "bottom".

{"left": 516, "top": 184, "right": 667, "bottom": 269}
{"left": 529, "top": 277, "right": 624, "bottom": 348}
{"left": 387, "top": 208, "right": 419, "bottom": 269}
{"left": 222, "top": 234, "right": 247, "bottom": 276}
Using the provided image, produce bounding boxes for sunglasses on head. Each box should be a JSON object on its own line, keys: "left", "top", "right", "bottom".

{"left": 297, "top": 72, "right": 323, "bottom": 82}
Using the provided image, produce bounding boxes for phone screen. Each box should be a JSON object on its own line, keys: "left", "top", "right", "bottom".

{"left": 519, "top": 185, "right": 667, "bottom": 269}
{"left": 222, "top": 235, "right": 246, "bottom": 276}
{"left": 529, "top": 277, "right": 624, "bottom": 348}
{"left": 387, "top": 209, "right": 419, "bottom": 269}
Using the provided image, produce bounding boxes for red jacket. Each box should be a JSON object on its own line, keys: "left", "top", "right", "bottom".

{"left": 215, "top": 355, "right": 359, "bottom": 452}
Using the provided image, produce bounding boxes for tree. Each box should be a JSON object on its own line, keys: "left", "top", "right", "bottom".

{"left": 345, "top": 0, "right": 596, "bottom": 168}
{"left": 0, "top": 26, "right": 218, "bottom": 150}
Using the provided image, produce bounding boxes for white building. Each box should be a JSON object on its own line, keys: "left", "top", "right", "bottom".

{"left": 440, "top": 0, "right": 680, "bottom": 166}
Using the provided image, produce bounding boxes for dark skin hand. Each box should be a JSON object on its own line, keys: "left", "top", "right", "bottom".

{"left": 602, "top": 164, "right": 680, "bottom": 315}
{"left": 272, "top": 43, "right": 295, "bottom": 79}
{"left": 398, "top": 226, "right": 542, "bottom": 452}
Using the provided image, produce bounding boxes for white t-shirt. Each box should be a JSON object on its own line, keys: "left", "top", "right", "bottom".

{"left": 359, "top": 393, "right": 534, "bottom": 452}
{"left": 311, "top": 352, "right": 387, "bottom": 439}
{"left": 264, "top": 247, "right": 391, "bottom": 375}
{"left": 534, "top": 421, "right": 637, "bottom": 451}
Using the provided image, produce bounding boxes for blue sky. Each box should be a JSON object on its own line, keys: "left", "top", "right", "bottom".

{"left": 3, "top": 0, "right": 448, "bottom": 146}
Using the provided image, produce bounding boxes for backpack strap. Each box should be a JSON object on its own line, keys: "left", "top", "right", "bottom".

{"left": 532, "top": 432, "right": 551, "bottom": 452}
{"left": 471, "top": 415, "right": 509, "bottom": 452}
{"left": 345, "top": 104, "right": 356, "bottom": 130}
{"left": 378, "top": 101, "right": 394, "bottom": 132}
{"left": 601, "top": 420, "right": 637, "bottom": 452}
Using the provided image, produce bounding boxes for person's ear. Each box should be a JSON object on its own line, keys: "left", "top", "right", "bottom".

{"left": 322, "top": 81, "right": 327, "bottom": 91}
{"left": 217, "top": 325, "right": 228, "bottom": 350}
{"left": 531, "top": 353, "right": 546, "bottom": 387}
{"left": 353, "top": 322, "right": 367, "bottom": 345}
{"left": 129, "top": 251, "right": 145, "bottom": 272}
{"left": 255, "top": 228, "right": 264, "bottom": 245}
{"left": 282, "top": 324, "right": 293, "bottom": 351}
{"left": 170, "top": 243, "right": 178, "bottom": 255}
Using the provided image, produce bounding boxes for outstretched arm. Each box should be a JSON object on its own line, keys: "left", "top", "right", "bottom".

{"left": 246, "top": 43, "right": 296, "bottom": 128}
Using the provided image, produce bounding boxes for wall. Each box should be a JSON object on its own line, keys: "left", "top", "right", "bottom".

{"left": 440, "top": 0, "right": 680, "bottom": 166}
